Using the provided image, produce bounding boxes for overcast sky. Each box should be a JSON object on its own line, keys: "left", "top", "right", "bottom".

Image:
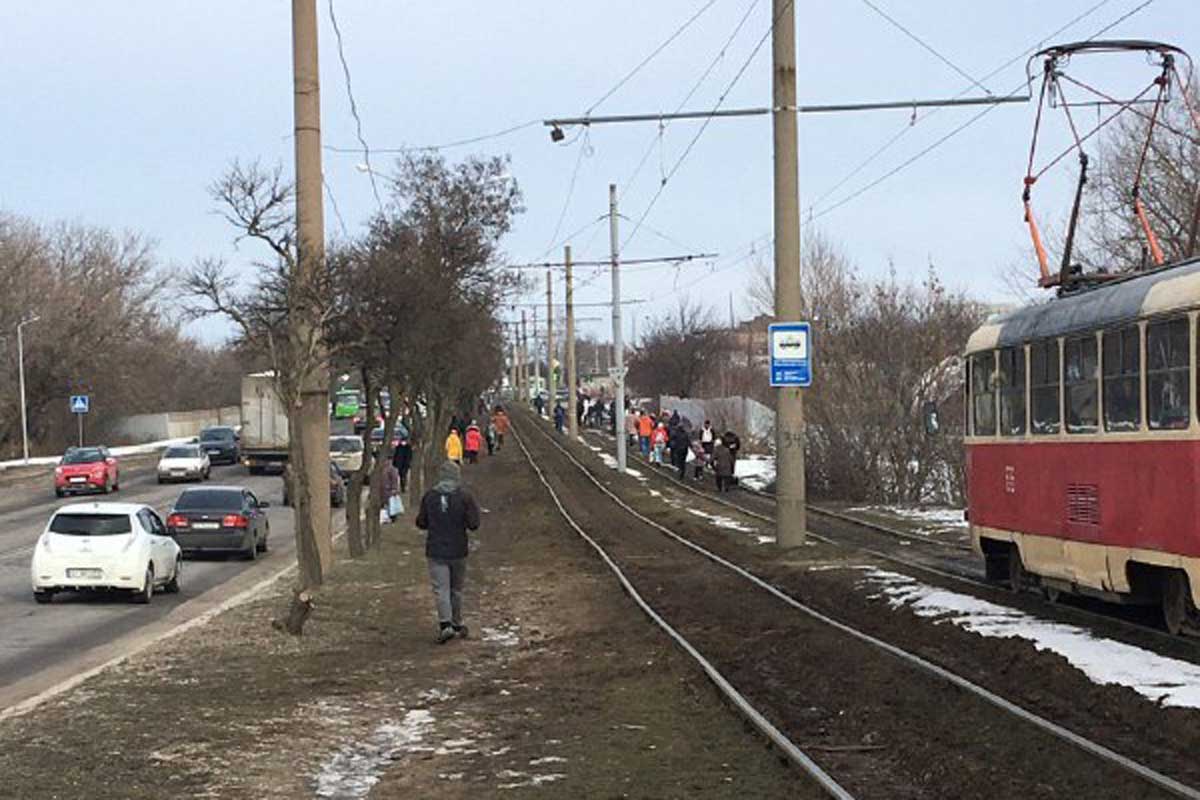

{"left": 3, "top": 1, "right": 1197, "bottom": 346}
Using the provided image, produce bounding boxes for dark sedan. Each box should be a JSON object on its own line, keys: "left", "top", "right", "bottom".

{"left": 282, "top": 462, "right": 347, "bottom": 508}
{"left": 166, "top": 486, "right": 270, "bottom": 560}
{"left": 198, "top": 426, "right": 241, "bottom": 465}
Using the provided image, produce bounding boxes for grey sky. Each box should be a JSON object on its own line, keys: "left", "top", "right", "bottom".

{"left": 3, "top": 1, "right": 1196, "bottom": 346}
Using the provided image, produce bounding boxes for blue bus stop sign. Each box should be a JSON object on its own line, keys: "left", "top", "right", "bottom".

{"left": 70, "top": 394, "right": 90, "bottom": 414}
{"left": 768, "top": 322, "right": 812, "bottom": 387}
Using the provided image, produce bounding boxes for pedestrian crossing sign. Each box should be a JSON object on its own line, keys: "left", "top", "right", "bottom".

{"left": 70, "top": 395, "right": 90, "bottom": 414}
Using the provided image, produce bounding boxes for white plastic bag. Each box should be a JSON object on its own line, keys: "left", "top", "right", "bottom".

{"left": 379, "top": 507, "right": 390, "bottom": 526}
{"left": 388, "top": 494, "right": 404, "bottom": 518}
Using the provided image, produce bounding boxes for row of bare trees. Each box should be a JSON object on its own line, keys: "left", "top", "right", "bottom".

{"left": 626, "top": 234, "right": 984, "bottom": 505}
{"left": 185, "top": 153, "right": 519, "bottom": 630}
{"left": 0, "top": 213, "right": 245, "bottom": 458}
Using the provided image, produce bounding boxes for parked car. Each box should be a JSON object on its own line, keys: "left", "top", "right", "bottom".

{"left": 31, "top": 502, "right": 181, "bottom": 604}
{"left": 54, "top": 446, "right": 119, "bottom": 497}
{"left": 369, "top": 423, "right": 408, "bottom": 453}
{"left": 166, "top": 486, "right": 270, "bottom": 559}
{"left": 282, "top": 462, "right": 347, "bottom": 508}
{"left": 198, "top": 425, "right": 240, "bottom": 465}
{"left": 157, "top": 444, "right": 211, "bottom": 483}
{"left": 330, "top": 435, "right": 364, "bottom": 476}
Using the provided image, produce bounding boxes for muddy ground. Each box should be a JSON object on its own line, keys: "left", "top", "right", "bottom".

{"left": 541, "top": 417, "right": 1200, "bottom": 798}
{"left": 0, "top": 434, "right": 809, "bottom": 799}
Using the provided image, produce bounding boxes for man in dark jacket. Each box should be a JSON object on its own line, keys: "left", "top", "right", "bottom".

{"left": 391, "top": 435, "right": 413, "bottom": 493}
{"left": 415, "top": 460, "right": 481, "bottom": 643}
{"left": 668, "top": 425, "right": 690, "bottom": 480}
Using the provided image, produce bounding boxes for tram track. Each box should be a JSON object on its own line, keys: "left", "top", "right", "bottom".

{"left": 515, "top": 415, "right": 1200, "bottom": 799}
{"left": 575, "top": 427, "right": 1198, "bottom": 654}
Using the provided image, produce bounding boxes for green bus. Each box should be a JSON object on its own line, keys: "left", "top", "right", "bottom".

{"left": 333, "top": 389, "right": 361, "bottom": 419}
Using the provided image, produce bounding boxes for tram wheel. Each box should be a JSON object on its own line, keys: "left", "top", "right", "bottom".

{"left": 1162, "top": 571, "right": 1197, "bottom": 636}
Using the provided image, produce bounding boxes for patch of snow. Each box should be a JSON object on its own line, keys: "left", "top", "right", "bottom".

{"left": 735, "top": 455, "right": 775, "bottom": 491}
{"left": 482, "top": 625, "right": 521, "bottom": 647}
{"left": 686, "top": 508, "right": 756, "bottom": 533}
{"left": 313, "top": 709, "right": 435, "bottom": 798}
{"left": 530, "top": 756, "right": 568, "bottom": 765}
{"left": 849, "top": 505, "right": 967, "bottom": 531}
{"left": 862, "top": 569, "right": 1200, "bottom": 710}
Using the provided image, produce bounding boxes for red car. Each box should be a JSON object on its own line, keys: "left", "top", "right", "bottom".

{"left": 54, "top": 446, "right": 120, "bottom": 497}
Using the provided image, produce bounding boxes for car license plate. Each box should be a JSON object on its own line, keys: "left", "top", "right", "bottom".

{"left": 192, "top": 522, "right": 220, "bottom": 530}
{"left": 66, "top": 568, "right": 102, "bottom": 579}
{"left": 205, "top": 448, "right": 220, "bottom": 454}
{"left": 69, "top": 477, "right": 86, "bottom": 483}
{"left": 172, "top": 470, "right": 185, "bottom": 476}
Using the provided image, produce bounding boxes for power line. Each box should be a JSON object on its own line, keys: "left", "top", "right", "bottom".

{"left": 324, "top": 120, "right": 542, "bottom": 155}
{"left": 806, "top": 0, "right": 1118, "bottom": 214}
{"left": 327, "top": 0, "right": 383, "bottom": 212}
{"left": 622, "top": 0, "right": 796, "bottom": 252}
{"left": 323, "top": 177, "right": 350, "bottom": 238}
{"left": 585, "top": 0, "right": 722, "bottom": 116}
{"left": 545, "top": 129, "right": 593, "bottom": 252}
{"left": 806, "top": 0, "right": 1153, "bottom": 223}
{"left": 856, "top": 0, "right": 990, "bottom": 94}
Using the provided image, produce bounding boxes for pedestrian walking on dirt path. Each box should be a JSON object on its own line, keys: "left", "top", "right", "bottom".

{"left": 669, "top": 424, "right": 690, "bottom": 480}
{"left": 638, "top": 411, "right": 653, "bottom": 458}
{"left": 445, "top": 428, "right": 463, "bottom": 464}
{"left": 415, "top": 460, "right": 481, "bottom": 643}
{"left": 553, "top": 401, "right": 566, "bottom": 434}
{"left": 713, "top": 440, "right": 735, "bottom": 492}
{"left": 392, "top": 435, "right": 413, "bottom": 493}
{"left": 464, "top": 422, "right": 483, "bottom": 464}
{"left": 491, "top": 406, "right": 510, "bottom": 450}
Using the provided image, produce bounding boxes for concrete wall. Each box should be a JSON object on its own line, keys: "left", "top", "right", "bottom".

{"left": 108, "top": 406, "right": 240, "bottom": 444}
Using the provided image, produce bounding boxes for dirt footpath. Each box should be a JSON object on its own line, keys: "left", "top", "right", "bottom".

{"left": 0, "top": 439, "right": 804, "bottom": 799}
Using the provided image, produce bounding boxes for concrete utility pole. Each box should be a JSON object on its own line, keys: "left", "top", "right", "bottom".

{"left": 520, "top": 310, "right": 529, "bottom": 404}
{"left": 609, "top": 183, "right": 627, "bottom": 471}
{"left": 772, "top": 0, "right": 806, "bottom": 548}
{"left": 533, "top": 307, "right": 541, "bottom": 405}
{"left": 565, "top": 246, "right": 579, "bottom": 439}
{"left": 16, "top": 316, "right": 38, "bottom": 463}
{"left": 291, "top": 0, "right": 333, "bottom": 576}
{"left": 546, "top": 269, "right": 556, "bottom": 408}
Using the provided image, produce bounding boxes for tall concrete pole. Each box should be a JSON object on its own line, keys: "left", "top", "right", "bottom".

{"left": 773, "top": 0, "right": 806, "bottom": 547}
{"left": 546, "top": 269, "right": 556, "bottom": 409}
{"left": 533, "top": 307, "right": 541, "bottom": 405}
{"left": 292, "top": 0, "right": 332, "bottom": 577}
{"left": 17, "top": 316, "right": 37, "bottom": 463}
{"left": 609, "top": 184, "right": 627, "bottom": 472}
{"left": 520, "top": 310, "right": 529, "bottom": 404}
{"left": 565, "top": 246, "right": 579, "bottom": 439}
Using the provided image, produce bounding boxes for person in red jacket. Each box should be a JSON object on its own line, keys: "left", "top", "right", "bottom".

{"left": 464, "top": 421, "right": 484, "bottom": 464}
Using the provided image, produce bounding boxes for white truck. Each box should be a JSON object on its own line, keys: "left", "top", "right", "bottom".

{"left": 240, "top": 372, "right": 290, "bottom": 473}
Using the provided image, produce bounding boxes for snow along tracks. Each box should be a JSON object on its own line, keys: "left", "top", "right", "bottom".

{"left": 514, "top": 417, "right": 1200, "bottom": 800}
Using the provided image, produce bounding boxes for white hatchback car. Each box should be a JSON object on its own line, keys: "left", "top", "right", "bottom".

{"left": 157, "top": 444, "right": 211, "bottom": 483}
{"left": 31, "top": 502, "right": 182, "bottom": 605}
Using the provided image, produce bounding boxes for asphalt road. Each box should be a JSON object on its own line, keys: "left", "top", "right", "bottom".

{"left": 0, "top": 459, "right": 304, "bottom": 710}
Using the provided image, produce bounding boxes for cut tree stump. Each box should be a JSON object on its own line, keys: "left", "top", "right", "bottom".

{"left": 272, "top": 588, "right": 314, "bottom": 635}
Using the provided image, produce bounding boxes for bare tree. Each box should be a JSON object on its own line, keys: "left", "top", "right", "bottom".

{"left": 627, "top": 299, "right": 727, "bottom": 399}
{"left": 183, "top": 161, "right": 338, "bottom": 633}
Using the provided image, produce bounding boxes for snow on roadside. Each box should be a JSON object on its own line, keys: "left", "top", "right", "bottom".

{"left": 0, "top": 437, "right": 195, "bottom": 471}
{"left": 862, "top": 568, "right": 1200, "bottom": 709}
{"left": 314, "top": 709, "right": 435, "bottom": 798}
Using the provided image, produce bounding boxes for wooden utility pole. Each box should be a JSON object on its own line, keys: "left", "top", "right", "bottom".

{"left": 291, "top": 0, "right": 333, "bottom": 583}
{"left": 565, "top": 245, "right": 578, "bottom": 439}
{"left": 773, "top": 0, "right": 806, "bottom": 547}
{"left": 547, "top": 269, "right": 556, "bottom": 409}
{"left": 609, "top": 184, "right": 627, "bottom": 471}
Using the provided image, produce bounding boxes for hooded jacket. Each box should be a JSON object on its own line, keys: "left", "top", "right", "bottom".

{"left": 445, "top": 430, "right": 463, "bottom": 461}
{"left": 416, "top": 461, "right": 481, "bottom": 560}
{"left": 464, "top": 425, "right": 483, "bottom": 453}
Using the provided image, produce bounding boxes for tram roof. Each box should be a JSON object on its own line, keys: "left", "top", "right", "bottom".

{"left": 966, "top": 257, "right": 1200, "bottom": 354}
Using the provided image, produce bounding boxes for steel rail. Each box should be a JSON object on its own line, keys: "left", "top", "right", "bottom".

{"left": 524, "top": 417, "right": 1200, "bottom": 800}
{"left": 510, "top": 424, "right": 857, "bottom": 800}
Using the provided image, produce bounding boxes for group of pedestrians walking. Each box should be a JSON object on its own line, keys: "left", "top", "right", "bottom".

{"left": 445, "top": 406, "right": 510, "bottom": 465}
{"left": 627, "top": 408, "right": 741, "bottom": 492}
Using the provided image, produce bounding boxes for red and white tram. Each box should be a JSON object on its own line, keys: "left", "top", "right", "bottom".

{"left": 965, "top": 259, "right": 1200, "bottom": 634}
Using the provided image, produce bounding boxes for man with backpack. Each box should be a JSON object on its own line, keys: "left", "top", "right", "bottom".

{"left": 415, "top": 460, "right": 482, "bottom": 643}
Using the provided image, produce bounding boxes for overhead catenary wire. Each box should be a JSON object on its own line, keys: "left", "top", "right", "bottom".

{"left": 323, "top": 177, "right": 350, "bottom": 238}
{"left": 856, "top": 0, "right": 991, "bottom": 94}
{"left": 327, "top": 0, "right": 383, "bottom": 212}
{"left": 806, "top": 0, "right": 1159, "bottom": 224}
{"left": 324, "top": 120, "right": 542, "bottom": 155}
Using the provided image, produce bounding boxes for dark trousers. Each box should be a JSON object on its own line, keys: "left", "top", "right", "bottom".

{"left": 673, "top": 449, "right": 687, "bottom": 479}
{"left": 716, "top": 474, "right": 733, "bottom": 492}
{"left": 466, "top": 450, "right": 479, "bottom": 464}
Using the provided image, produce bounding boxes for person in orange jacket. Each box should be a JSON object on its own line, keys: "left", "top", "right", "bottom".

{"left": 464, "top": 422, "right": 484, "bottom": 464}
{"left": 651, "top": 422, "right": 669, "bottom": 465}
{"left": 637, "top": 411, "right": 653, "bottom": 459}
{"left": 491, "top": 406, "right": 510, "bottom": 450}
